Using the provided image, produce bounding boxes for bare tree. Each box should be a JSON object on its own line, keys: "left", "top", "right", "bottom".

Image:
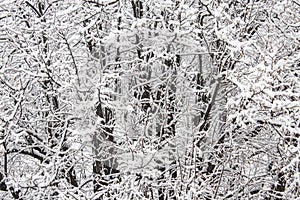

{"left": 0, "top": 0, "right": 299, "bottom": 199}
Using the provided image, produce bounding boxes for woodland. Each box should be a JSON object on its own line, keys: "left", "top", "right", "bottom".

{"left": 0, "top": 0, "right": 299, "bottom": 199}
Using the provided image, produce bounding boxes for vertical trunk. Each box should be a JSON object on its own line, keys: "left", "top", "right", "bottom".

{"left": 86, "top": 6, "right": 121, "bottom": 195}
{"left": 93, "top": 100, "right": 118, "bottom": 195}
{"left": 157, "top": 55, "right": 180, "bottom": 200}
{"left": 39, "top": 1, "right": 78, "bottom": 187}
{"left": 131, "top": 0, "right": 143, "bottom": 60}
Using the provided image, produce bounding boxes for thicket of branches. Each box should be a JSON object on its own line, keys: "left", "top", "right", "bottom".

{"left": 0, "top": 0, "right": 299, "bottom": 199}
